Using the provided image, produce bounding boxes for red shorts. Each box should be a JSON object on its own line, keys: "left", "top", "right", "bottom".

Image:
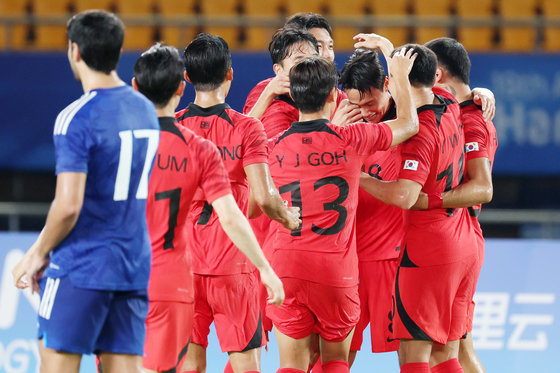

{"left": 259, "top": 279, "right": 274, "bottom": 333}
{"left": 266, "top": 278, "right": 360, "bottom": 342}
{"left": 351, "top": 259, "right": 400, "bottom": 353}
{"left": 393, "top": 252, "right": 478, "bottom": 344}
{"left": 467, "top": 236, "right": 485, "bottom": 332}
{"left": 143, "top": 301, "right": 193, "bottom": 372}
{"left": 191, "top": 272, "right": 265, "bottom": 352}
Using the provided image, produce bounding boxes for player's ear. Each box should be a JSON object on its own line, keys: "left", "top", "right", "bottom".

{"left": 226, "top": 67, "right": 234, "bottom": 82}
{"left": 176, "top": 80, "right": 186, "bottom": 97}
{"left": 435, "top": 67, "right": 444, "bottom": 84}
{"left": 131, "top": 77, "right": 139, "bottom": 92}
{"left": 326, "top": 87, "right": 336, "bottom": 103}
{"left": 384, "top": 76, "right": 390, "bottom": 92}
{"left": 272, "top": 63, "right": 282, "bottom": 76}
{"left": 184, "top": 71, "right": 192, "bottom": 84}
{"left": 70, "top": 41, "right": 81, "bottom": 62}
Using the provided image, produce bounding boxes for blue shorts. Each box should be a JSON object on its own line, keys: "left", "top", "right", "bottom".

{"left": 38, "top": 275, "right": 148, "bottom": 355}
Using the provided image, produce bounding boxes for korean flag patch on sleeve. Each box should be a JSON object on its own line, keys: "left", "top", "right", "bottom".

{"left": 403, "top": 160, "right": 419, "bottom": 171}
{"left": 465, "top": 142, "right": 479, "bottom": 153}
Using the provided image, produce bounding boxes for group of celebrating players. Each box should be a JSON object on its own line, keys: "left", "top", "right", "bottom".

{"left": 12, "top": 7, "right": 498, "bottom": 373}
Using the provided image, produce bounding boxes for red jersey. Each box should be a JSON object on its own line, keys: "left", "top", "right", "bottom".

{"left": 175, "top": 103, "right": 268, "bottom": 275}
{"left": 268, "top": 119, "right": 393, "bottom": 287}
{"left": 399, "top": 94, "right": 477, "bottom": 267}
{"left": 244, "top": 78, "right": 347, "bottom": 139}
{"left": 460, "top": 99, "right": 498, "bottom": 219}
{"left": 147, "top": 117, "right": 231, "bottom": 302}
{"left": 356, "top": 100, "right": 405, "bottom": 261}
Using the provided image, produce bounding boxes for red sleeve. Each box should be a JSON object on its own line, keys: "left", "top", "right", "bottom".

{"left": 241, "top": 117, "right": 269, "bottom": 167}
{"left": 463, "top": 111, "right": 490, "bottom": 161}
{"left": 243, "top": 79, "right": 270, "bottom": 115}
{"left": 340, "top": 121, "right": 393, "bottom": 156}
{"left": 194, "top": 136, "right": 232, "bottom": 204}
{"left": 398, "top": 114, "right": 436, "bottom": 186}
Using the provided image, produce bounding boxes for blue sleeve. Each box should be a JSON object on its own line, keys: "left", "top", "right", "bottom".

{"left": 53, "top": 115, "right": 91, "bottom": 175}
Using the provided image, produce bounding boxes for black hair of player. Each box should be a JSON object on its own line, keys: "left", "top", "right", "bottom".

{"left": 290, "top": 56, "right": 338, "bottom": 114}
{"left": 134, "top": 43, "right": 184, "bottom": 108}
{"left": 268, "top": 27, "right": 319, "bottom": 65}
{"left": 67, "top": 10, "right": 124, "bottom": 74}
{"left": 285, "top": 12, "right": 333, "bottom": 37}
{"left": 340, "top": 49, "right": 386, "bottom": 98}
{"left": 183, "top": 33, "right": 232, "bottom": 91}
{"left": 424, "top": 37, "right": 471, "bottom": 85}
{"left": 391, "top": 44, "right": 437, "bottom": 88}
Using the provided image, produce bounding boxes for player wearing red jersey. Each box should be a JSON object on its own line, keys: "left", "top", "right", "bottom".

{"left": 421, "top": 37, "right": 499, "bottom": 373}
{"left": 175, "top": 34, "right": 300, "bottom": 373}
{"left": 132, "top": 44, "right": 286, "bottom": 373}
{"left": 264, "top": 51, "right": 418, "bottom": 373}
{"left": 357, "top": 39, "right": 480, "bottom": 373}
{"left": 338, "top": 48, "right": 403, "bottom": 365}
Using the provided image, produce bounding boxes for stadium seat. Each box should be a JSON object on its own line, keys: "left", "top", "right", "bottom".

{"left": 243, "top": 0, "right": 285, "bottom": 50}
{"left": 413, "top": 0, "right": 452, "bottom": 44}
{"left": 326, "top": 0, "right": 370, "bottom": 50}
{"left": 500, "top": 0, "right": 537, "bottom": 51}
{"left": 456, "top": 0, "right": 494, "bottom": 51}
{"left": 200, "top": 0, "right": 242, "bottom": 49}
{"left": 285, "top": 0, "right": 327, "bottom": 15}
{"left": 542, "top": 0, "right": 560, "bottom": 51}
{"left": 0, "top": 0, "right": 31, "bottom": 49}
{"left": 114, "top": 0, "right": 157, "bottom": 50}
{"left": 157, "top": 0, "right": 198, "bottom": 48}
{"left": 369, "top": 0, "right": 411, "bottom": 47}
{"left": 74, "top": 0, "right": 117, "bottom": 12}
{"left": 34, "top": 0, "right": 74, "bottom": 50}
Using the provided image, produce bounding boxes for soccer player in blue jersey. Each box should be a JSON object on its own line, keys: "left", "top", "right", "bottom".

{"left": 11, "top": 10, "right": 159, "bottom": 373}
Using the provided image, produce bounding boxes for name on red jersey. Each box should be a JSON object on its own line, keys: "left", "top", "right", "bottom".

{"left": 216, "top": 145, "right": 242, "bottom": 161}
{"left": 155, "top": 154, "right": 188, "bottom": 173}
{"left": 275, "top": 150, "right": 348, "bottom": 168}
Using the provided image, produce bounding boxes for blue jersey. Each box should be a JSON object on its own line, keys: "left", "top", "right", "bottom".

{"left": 45, "top": 85, "right": 159, "bottom": 291}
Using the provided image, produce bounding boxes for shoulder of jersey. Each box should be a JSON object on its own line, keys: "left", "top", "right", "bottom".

{"left": 53, "top": 91, "right": 98, "bottom": 135}
{"left": 432, "top": 86, "right": 457, "bottom": 103}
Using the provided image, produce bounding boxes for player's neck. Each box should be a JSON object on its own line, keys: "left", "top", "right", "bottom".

{"left": 412, "top": 86, "right": 435, "bottom": 108}
{"left": 298, "top": 108, "right": 331, "bottom": 122}
{"left": 193, "top": 85, "right": 228, "bottom": 108}
{"left": 454, "top": 84, "right": 473, "bottom": 103}
{"left": 156, "top": 95, "right": 180, "bottom": 118}
{"left": 79, "top": 69, "right": 124, "bottom": 93}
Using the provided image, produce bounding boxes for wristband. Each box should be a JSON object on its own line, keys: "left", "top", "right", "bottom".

{"left": 427, "top": 193, "right": 443, "bottom": 210}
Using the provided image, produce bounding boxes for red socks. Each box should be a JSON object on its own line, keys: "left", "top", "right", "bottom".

{"left": 277, "top": 369, "right": 306, "bottom": 373}
{"left": 431, "top": 358, "right": 464, "bottom": 373}
{"left": 224, "top": 360, "right": 234, "bottom": 373}
{"left": 400, "top": 362, "right": 431, "bottom": 373}
{"left": 321, "top": 360, "right": 349, "bottom": 373}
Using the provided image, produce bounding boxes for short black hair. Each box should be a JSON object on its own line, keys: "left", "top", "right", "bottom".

{"left": 285, "top": 12, "right": 333, "bottom": 37}
{"left": 134, "top": 43, "right": 184, "bottom": 108}
{"left": 424, "top": 37, "right": 471, "bottom": 85}
{"left": 290, "top": 56, "right": 338, "bottom": 113}
{"left": 268, "top": 27, "right": 318, "bottom": 65}
{"left": 67, "top": 10, "right": 124, "bottom": 74}
{"left": 340, "top": 49, "right": 386, "bottom": 97}
{"left": 391, "top": 44, "right": 437, "bottom": 88}
{"left": 183, "top": 33, "right": 231, "bottom": 91}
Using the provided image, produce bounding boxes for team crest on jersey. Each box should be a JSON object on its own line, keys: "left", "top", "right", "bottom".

{"left": 302, "top": 137, "right": 312, "bottom": 144}
{"left": 465, "top": 142, "right": 479, "bottom": 153}
{"left": 403, "top": 160, "right": 418, "bottom": 171}
{"left": 200, "top": 121, "right": 211, "bottom": 129}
